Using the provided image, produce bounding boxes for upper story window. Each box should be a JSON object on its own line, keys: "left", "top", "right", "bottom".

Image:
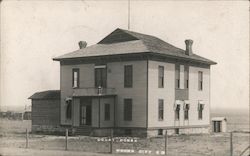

{"left": 124, "top": 98, "right": 132, "bottom": 121}
{"left": 124, "top": 65, "right": 133, "bottom": 88}
{"left": 184, "top": 65, "right": 189, "bottom": 89}
{"left": 158, "top": 66, "right": 164, "bottom": 88}
{"left": 198, "top": 71, "right": 203, "bottom": 91}
{"left": 72, "top": 68, "right": 79, "bottom": 88}
{"left": 158, "top": 99, "right": 164, "bottom": 121}
{"left": 175, "top": 65, "right": 180, "bottom": 89}
{"left": 95, "top": 65, "right": 107, "bottom": 88}
{"left": 104, "top": 103, "right": 110, "bottom": 121}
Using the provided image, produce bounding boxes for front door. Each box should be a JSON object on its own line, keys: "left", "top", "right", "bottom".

{"left": 80, "top": 98, "right": 92, "bottom": 126}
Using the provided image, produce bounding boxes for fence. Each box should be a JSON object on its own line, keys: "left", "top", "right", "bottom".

{"left": 20, "top": 128, "right": 250, "bottom": 156}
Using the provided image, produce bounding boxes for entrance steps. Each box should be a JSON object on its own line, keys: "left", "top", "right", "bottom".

{"left": 74, "top": 126, "right": 92, "bottom": 136}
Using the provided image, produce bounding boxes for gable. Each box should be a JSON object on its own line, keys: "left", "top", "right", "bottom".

{"left": 98, "top": 28, "right": 139, "bottom": 44}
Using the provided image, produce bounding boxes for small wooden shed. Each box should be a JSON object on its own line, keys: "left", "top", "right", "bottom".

{"left": 211, "top": 117, "right": 227, "bottom": 133}
{"left": 29, "top": 90, "right": 61, "bottom": 134}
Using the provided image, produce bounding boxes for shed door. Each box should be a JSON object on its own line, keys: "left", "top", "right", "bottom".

{"left": 214, "top": 121, "right": 221, "bottom": 132}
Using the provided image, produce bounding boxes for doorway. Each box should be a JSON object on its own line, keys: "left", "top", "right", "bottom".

{"left": 80, "top": 98, "right": 92, "bottom": 126}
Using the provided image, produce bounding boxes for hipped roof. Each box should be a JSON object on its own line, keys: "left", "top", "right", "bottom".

{"left": 53, "top": 28, "right": 216, "bottom": 65}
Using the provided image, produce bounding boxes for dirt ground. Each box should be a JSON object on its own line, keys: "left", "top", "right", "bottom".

{"left": 0, "top": 120, "right": 249, "bottom": 156}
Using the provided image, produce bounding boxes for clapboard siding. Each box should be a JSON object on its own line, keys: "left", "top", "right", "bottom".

{"left": 107, "top": 61, "right": 147, "bottom": 128}
{"left": 32, "top": 99, "right": 60, "bottom": 126}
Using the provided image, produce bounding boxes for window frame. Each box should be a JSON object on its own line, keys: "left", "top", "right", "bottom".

{"left": 184, "top": 104, "right": 190, "bottom": 120}
{"left": 66, "top": 99, "right": 72, "bottom": 119}
{"left": 198, "top": 104, "right": 204, "bottom": 120}
{"left": 72, "top": 68, "right": 80, "bottom": 88}
{"left": 198, "top": 71, "right": 203, "bottom": 91}
{"left": 104, "top": 103, "right": 110, "bottom": 121}
{"left": 124, "top": 99, "right": 132, "bottom": 121}
{"left": 95, "top": 65, "right": 107, "bottom": 88}
{"left": 175, "top": 104, "right": 180, "bottom": 121}
{"left": 158, "top": 66, "right": 164, "bottom": 88}
{"left": 158, "top": 99, "right": 164, "bottom": 121}
{"left": 124, "top": 65, "right": 133, "bottom": 88}
{"left": 184, "top": 65, "right": 189, "bottom": 89}
{"left": 175, "top": 64, "right": 180, "bottom": 89}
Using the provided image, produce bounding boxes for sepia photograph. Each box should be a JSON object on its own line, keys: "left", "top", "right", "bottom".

{"left": 0, "top": 0, "right": 249, "bottom": 156}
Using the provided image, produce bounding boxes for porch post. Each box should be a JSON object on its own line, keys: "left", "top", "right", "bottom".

{"left": 113, "top": 96, "right": 116, "bottom": 128}
{"left": 98, "top": 97, "right": 101, "bottom": 128}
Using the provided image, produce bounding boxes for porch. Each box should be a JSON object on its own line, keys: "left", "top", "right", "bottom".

{"left": 71, "top": 87, "right": 117, "bottom": 136}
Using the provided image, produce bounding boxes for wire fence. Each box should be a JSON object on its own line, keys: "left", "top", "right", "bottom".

{"left": 16, "top": 128, "right": 249, "bottom": 156}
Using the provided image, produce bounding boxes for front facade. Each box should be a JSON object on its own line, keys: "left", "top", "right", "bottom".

{"left": 35, "top": 28, "right": 216, "bottom": 137}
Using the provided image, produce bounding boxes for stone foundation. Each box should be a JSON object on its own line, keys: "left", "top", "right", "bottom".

{"left": 32, "top": 125, "right": 73, "bottom": 135}
{"left": 32, "top": 125, "right": 209, "bottom": 137}
{"left": 147, "top": 127, "right": 209, "bottom": 137}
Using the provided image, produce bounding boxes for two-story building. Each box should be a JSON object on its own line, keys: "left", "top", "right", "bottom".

{"left": 30, "top": 28, "right": 216, "bottom": 137}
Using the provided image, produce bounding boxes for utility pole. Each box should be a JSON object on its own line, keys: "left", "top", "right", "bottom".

{"left": 128, "top": 0, "right": 130, "bottom": 30}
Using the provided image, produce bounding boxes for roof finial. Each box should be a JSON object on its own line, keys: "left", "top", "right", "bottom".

{"left": 128, "top": 0, "right": 130, "bottom": 30}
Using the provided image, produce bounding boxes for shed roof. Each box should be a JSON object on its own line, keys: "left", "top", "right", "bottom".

{"left": 29, "top": 90, "right": 60, "bottom": 100}
{"left": 53, "top": 28, "right": 217, "bottom": 65}
{"left": 211, "top": 117, "right": 227, "bottom": 121}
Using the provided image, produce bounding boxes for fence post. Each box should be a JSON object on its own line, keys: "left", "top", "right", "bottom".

{"left": 25, "top": 128, "right": 28, "bottom": 148}
{"left": 110, "top": 129, "right": 113, "bottom": 154}
{"left": 65, "top": 129, "right": 68, "bottom": 151}
{"left": 230, "top": 132, "right": 233, "bottom": 156}
{"left": 165, "top": 130, "right": 168, "bottom": 155}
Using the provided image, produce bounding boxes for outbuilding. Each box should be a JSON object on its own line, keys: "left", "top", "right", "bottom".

{"left": 211, "top": 117, "right": 227, "bottom": 133}
{"left": 29, "top": 90, "right": 62, "bottom": 134}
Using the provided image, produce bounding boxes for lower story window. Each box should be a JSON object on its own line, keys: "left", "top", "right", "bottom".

{"left": 158, "top": 129, "right": 163, "bottom": 135}
{"left": 198, "top": 104, "right": 204, "bottom": 120}
{"left": 66, "top": 99, "right": 72, "bottom": 119}
{"left": 184, "top": 104, "right": 190, "bottom": 120}
{"left": 175, "top": 104, "right": 180, "bottom": 120}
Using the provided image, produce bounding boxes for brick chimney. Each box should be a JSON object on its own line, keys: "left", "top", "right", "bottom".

{"left": 78, "top": 41, "right": 87, "bottom": 49}
{"left": 185, "top": 39, "right": 193, "bottom": 55}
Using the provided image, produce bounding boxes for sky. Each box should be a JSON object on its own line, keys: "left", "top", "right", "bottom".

{"left": 0, "top": 1, "right": 249, "bottom": 111}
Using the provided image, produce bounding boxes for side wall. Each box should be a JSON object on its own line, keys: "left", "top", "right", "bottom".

{"left": 148, "top": 60, "right": 176, "bottom": 128}
{"left": 32, "top": 99, "right": 61, "bottom": 133}
{"left": 107, "top": 61, "right": 147, "bottom": 128}
{"left": 147, "top": 60, "right": 210, "bottom": 129}
{"left": 188, "top": 66, "right": 210, "bottom": 126}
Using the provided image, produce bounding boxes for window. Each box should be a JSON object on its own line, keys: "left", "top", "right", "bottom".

{"left": 184, "top": 66, "right": 189, "bottom": 89}
{"left": 175, "top": 104, "right": 180, "bottom": 120}
{"left": 124, "top": 99, "right": 132, "bottom": 121}
{"left": 124, "top": 65, "right": 133, "bottom": 88}
{"left": 198, "top": 71, "right": 203, "bottom": 90}
{"left": 198, "top": 104, "right": 204, "bottom": 120}
{"left": 72, "top": 68, "right": 79, "bottom": 88}
{"left": 175, "top": 65, "right": 180, "bottom": 89}
{"left": 184, "top": 104, "right": 190, "bottom": 120}
{"left": 66, "top": 99, "right": 72, "bottom": 119}
{"left": 95, "top": 65, "right": 107, "bottom": 88}
{"left": 158, "top": 129, "right": 163, "bottom": 136}
{"left": 158, "top": 99, "right": 164, "bottom": 121}
{"left": 104, "top": 104, "right": 110, "bottom": 121}
{"left": 158, "top": 66, "right": 164, "bottom": 88}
